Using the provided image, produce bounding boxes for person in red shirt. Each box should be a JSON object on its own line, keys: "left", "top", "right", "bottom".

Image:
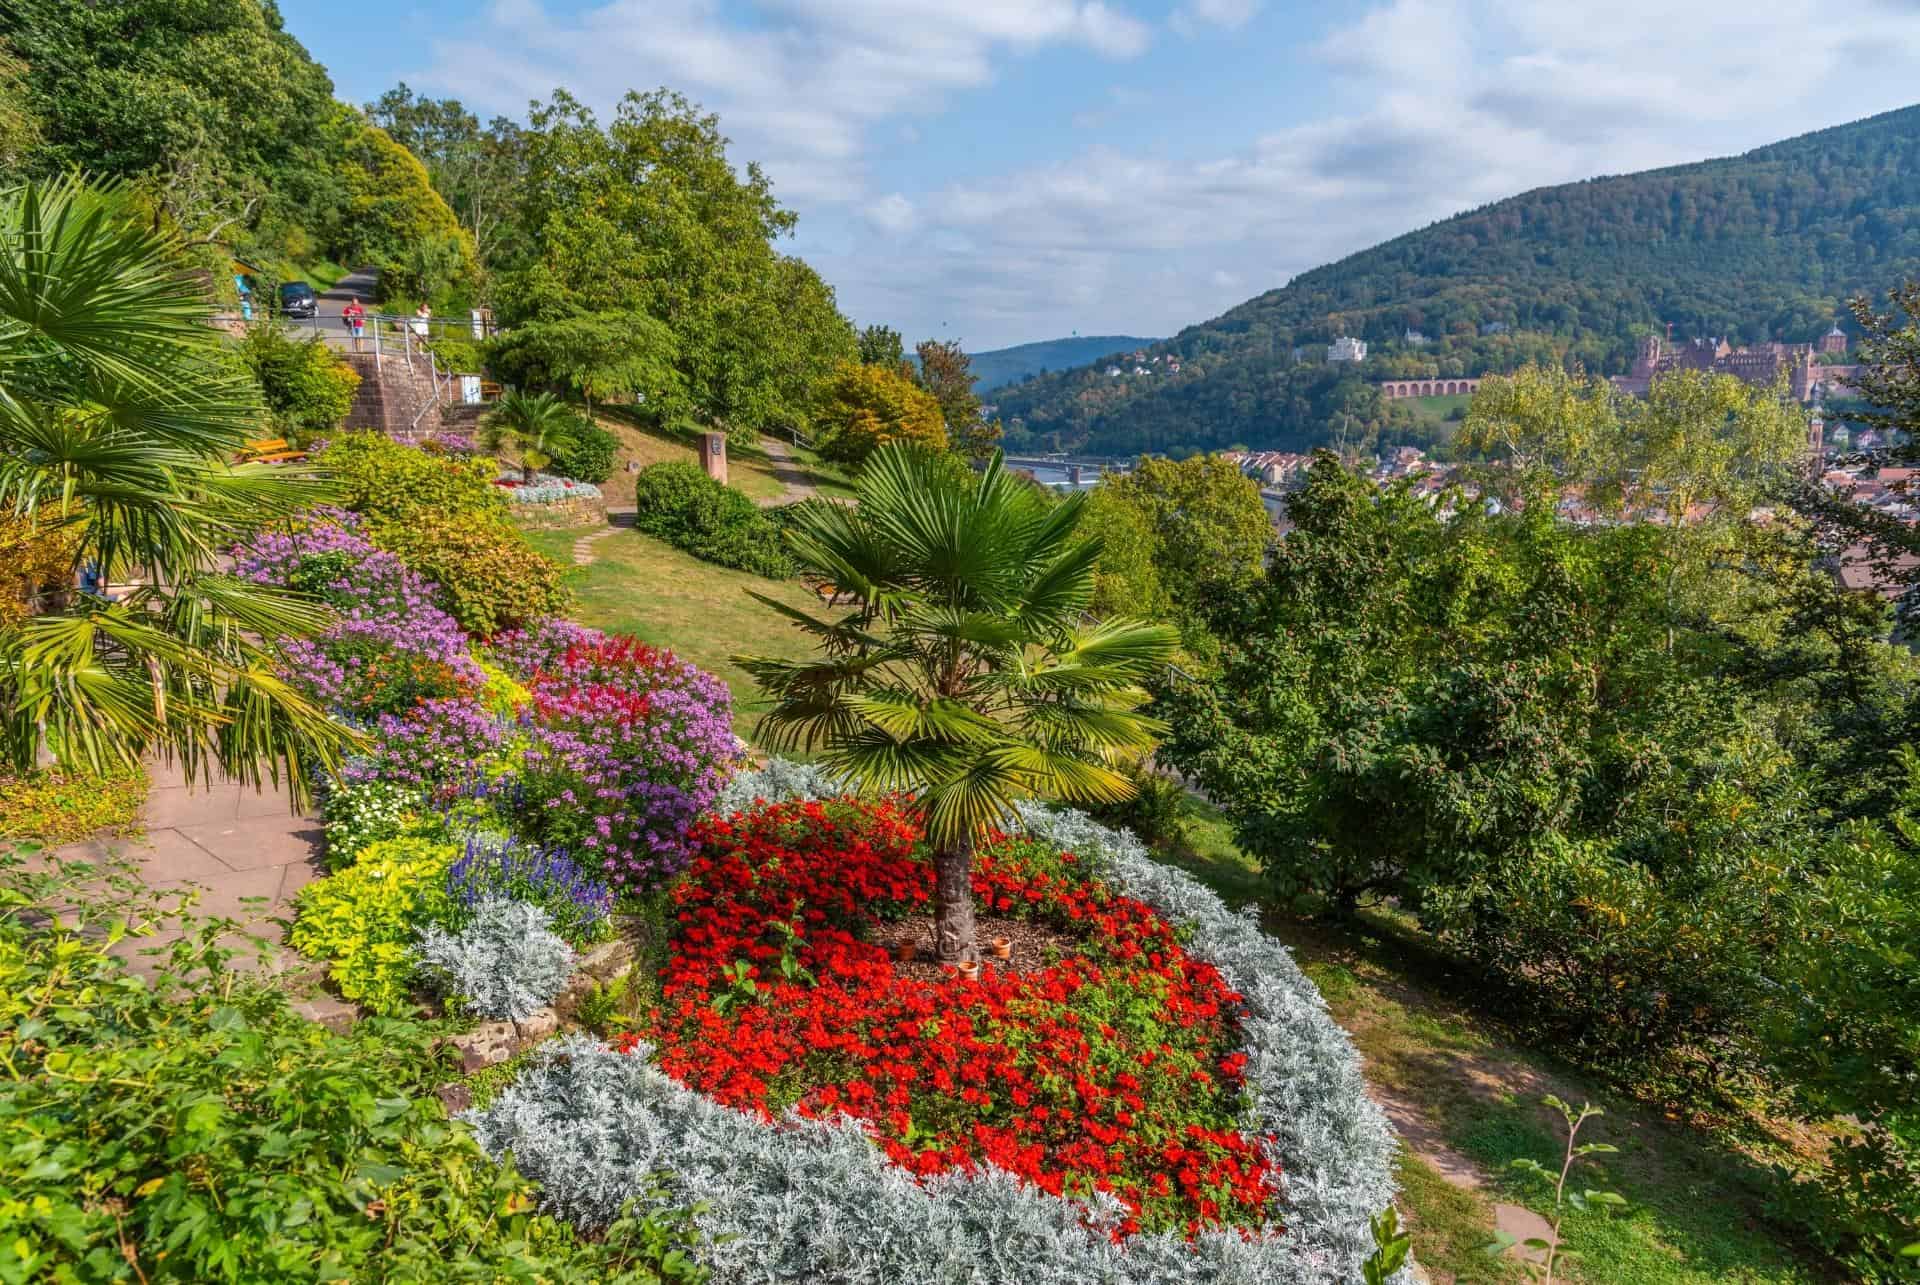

{"left": 342, "top": 299, "right": 366, "bottom": 351}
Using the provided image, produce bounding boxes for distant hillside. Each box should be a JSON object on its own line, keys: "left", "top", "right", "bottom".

{"left": 968, "top": 336, "right": 1158, "bottom": 396}
{"left": 998, "top": 104, "right": 1920, "bottom": 458}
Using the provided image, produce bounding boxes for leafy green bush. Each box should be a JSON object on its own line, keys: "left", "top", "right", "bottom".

{"left": 0, "top": 766, "right": 148, "bottom": 842}
{"left": 372, "top": 511, "right": 572, "bottom": 637}
{"left": 237, "top": 323, "right": 361, "bottom": 436}
{"left": 289, "top": 837, "right": 457, "bottom": 1014}
{"left": 548, "top": 421, "right": 619, "bottom": 483}
{"left": 631, "top": 461, "right": 793, "bottom": 579}
{"left": 317, "top": 432, "right": 505, "bottom": 526}
{"left": 0, "top": 844, "right": 705, "bottom": 1284}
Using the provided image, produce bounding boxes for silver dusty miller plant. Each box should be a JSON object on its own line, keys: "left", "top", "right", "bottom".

{"left": 466, "top": 763, "right": 1409, "bottom": 1283}
{"left": 417, "top": 897, "right": 574, "bottom": 1021}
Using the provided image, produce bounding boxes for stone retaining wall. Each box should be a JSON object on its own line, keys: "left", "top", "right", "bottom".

{"left": 508, "top": 494, "right": 608, "bottom": 529}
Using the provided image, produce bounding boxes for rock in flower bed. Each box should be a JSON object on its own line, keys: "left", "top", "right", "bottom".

{"left": 466, "top": 763, "right": 1405, "bottom": 1284}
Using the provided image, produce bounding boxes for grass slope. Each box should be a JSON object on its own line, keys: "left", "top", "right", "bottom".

{"left": 521, "top": 526, "right": 823, "bottom": 740}
{"left": 589, "top": 408, "right": 815, "bottom": 505}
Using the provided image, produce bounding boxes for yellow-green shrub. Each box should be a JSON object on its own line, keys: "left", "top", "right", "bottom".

{"left": 372, "top": 511, "right": 571, "bottom": 637}
{"left": 475, "top": 655, "right": 533, "bottom": 716}
{"left": 0, "top": 767, "right": 148, "bottom": 842}
{"left": 290, "top": 837, "right": 456, "bottom": 1014}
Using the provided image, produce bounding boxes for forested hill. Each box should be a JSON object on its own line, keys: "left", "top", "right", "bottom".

{"left": 968, "top": 336, "right": 1157, "bottom": 395}
{"left": 997, "top": 104, "right": 1920, "bottom": 458}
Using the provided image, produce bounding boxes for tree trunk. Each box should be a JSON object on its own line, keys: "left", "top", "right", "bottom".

{"left": 932, "top": 832, "right": 979, "bottom": 965}
{"left": 522, "top": 462, "right": 535, "bottom": 484}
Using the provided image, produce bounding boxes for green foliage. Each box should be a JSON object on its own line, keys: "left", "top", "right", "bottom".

{"left": 813, "top": 359, "right": 948, "bottom": 464}
{"left": 548, "top": 421, "right": 620, "bottom": 483}
{"left": 737, "top": 445, "right": 1179, "bottom": 963}
{"left": 1769, "top": 751, "right": 1920, "bottom": 1278}
{"left": 0, "top": 767, "right": 147, "bottom": 842}
{"left": 494, "top": 89, "right": 852, "bottom": 441}
{"left": 317, "top": 432, "right": 505, "bottom": 525}
{"left": 320, "top": 777, "right": 430, "bottom": 870}
{"left": 237, "top": 323, "right": 359, "bottom": 436}
{"left": 1076, "top": 485, "right": 1172, "bottom": 623}
{"left": 1096, "top": 455, "right": 1270, "bottom": 645}
{"left": 289, "top": 837, "right": 457, "bottom": 1014}
{"left": 576, "top": 968, "right": 642, "bottom": 1039}
{"left": 631, "top": 461, "right": 794, "bottom": 579}
{"left": 1487, "top": 1098, "right": 1628, "bottom": 1283}
{"left": 0, "top": 845, "right": 705, "bottom": 1284}
{"left": 481, "top": 390, "right": 584, "bottom": 482}
{"left": 327, "top": 112, "right": 477, "bottom": 306}
{"left": 1362, "top": 1206, "right": 1412, "bottom": 1285}
{"left": 969, "top": 335, "right": 1159, "bottom": 396}
{"left": 856, "top": 324, "right": 904, "bottom": 368}
{"left": 487, "top": 310, "right": 682, "bottom": 418}
{"left": 998, "top": 105, "right": 1920, "bottom": 455}
{"left": 0, "top": 177, "right": 349, "bottom": 796}
{"left": 371, "top": 511, "right": 572, "bottom": 637}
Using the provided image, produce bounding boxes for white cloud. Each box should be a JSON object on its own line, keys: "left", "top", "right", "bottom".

{"left": 410, "top": 0, "right": 1920, "bottom": 347}
{"left": 1171, "top": 0, "right": 1263, "bottom": 35}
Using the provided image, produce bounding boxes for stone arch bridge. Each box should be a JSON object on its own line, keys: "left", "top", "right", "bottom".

{"left": 1379, "top": 378, "right": 1482, "bottom": 399}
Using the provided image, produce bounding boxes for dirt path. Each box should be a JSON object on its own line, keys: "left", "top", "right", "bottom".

{"left": 757, "top": 436, "right": 816, "bottom": 506}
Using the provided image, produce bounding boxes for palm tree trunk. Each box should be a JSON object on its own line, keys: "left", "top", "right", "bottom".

{"left": 932, "top": 831, "right": 979, "bottom": 965}
{"left": 522, "top": 462, "right": 535, "bottom": 484}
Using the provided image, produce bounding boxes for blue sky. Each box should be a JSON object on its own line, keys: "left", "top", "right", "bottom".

{"left": 283, "top": 0, "right": 1920, "bottom": 350}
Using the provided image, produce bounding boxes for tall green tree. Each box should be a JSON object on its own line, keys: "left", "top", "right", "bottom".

{"left": 738, "top": 446, "right": 1179, "bottom": 964}
{"left": 0, "top": 177, "right": 349, "bottom": 795}
{"left": 486, "top": 310, "right": 681, "bottom": 420}
{"left": 496, "top": 89, "right": 850, "bottom": 443}
{"left": 913, "top": 338, "right": 1000, "bottom": 457}
{"left": 366, "top": 83, "right": 526, "bottom": 267}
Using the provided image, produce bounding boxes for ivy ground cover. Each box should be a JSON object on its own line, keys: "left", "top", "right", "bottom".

{"left": 641, "top": 797, "right": 1278, "bottom": 1238}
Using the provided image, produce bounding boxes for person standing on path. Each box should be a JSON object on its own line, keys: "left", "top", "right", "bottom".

{"left": 411, "top": 303, "right": 431, "bottom": 338}
{"left": 342, "top": 298, "right": 366, "bottom": 351}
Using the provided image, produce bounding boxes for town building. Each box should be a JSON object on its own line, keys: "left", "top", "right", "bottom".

{"left": 1818, "top": 324, "right": 1849, "bottom": 356}
{"left": 1328, "top": 336, "right": 1368, "bottom": 362}
{"left": 1612, "top": 333, "right": 1822, "bottom": 401}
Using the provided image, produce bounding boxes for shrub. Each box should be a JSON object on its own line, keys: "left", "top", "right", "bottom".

{"left": 0, "top": 510, "right": 83, "bottom": 628}
{"left": 317, "top": 432, "right": 505, "bottom": 527}
{"left": 631, "top": 461, "right": 793, "bottom": 579}
{"left": 507, "top": 477, "right": 604, "bottom": 505}
{"left": 445, "top": 833, "right": 615, "bottom": 947}
{"left": 549, "top": 421, "right": 620, "bottom": 482}
{"left": 319, "top": 776, "right": 435, "bottom": 870}
{"left": 0, "top": 845, "right": 705, "bottom": 1283}
{"left": 0, "top": 766, "right": 148, "bottom": 842}
{"left": 813, "top": 359, "right": 948, "bottom": 464}
{"left": 237, "top": 322, "right": 360, "bottom": 435}
{"left": 289, "top": 836, "right": 458, "bottom": 1014}
{"left": 372, "top": 510, "right": 572, "bottom": 636}
{"left": 501, "top": 636, "right": 737, "bottom": 891}
{"left": 417, "top": 898, "right": 576, "bottom": 1021}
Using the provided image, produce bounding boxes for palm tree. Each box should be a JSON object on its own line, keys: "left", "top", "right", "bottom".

{"left": 737, "top": 445, "right": 1180, "bottom": 964}
{"left": 0, "top": 176, "right": 351, "bottom": 800}
{"left": 480, "top": 389, "right": 579, "bottom": 483}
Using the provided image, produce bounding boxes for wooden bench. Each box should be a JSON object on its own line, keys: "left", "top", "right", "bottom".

{"left": 239, "top": 437, "right": 308, "bottom": 464}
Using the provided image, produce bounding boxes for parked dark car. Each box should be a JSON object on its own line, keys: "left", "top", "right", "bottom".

{"left": 278, "top": 280, "right": 318, "bottom": 318}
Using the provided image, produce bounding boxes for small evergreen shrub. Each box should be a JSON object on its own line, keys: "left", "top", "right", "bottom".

{"left": 630, "top": 461, "right": 793, "bottom": 579}
{"left": 549, "top": 422, "right": 620, "bottom": 482}
{"left": 290, "top": 837, "right": 458, "bottom": 1014}
{"left": 238, "top": 322, "right": 360, "bottom": 435}
{"left": 318, "top": 432, "right": 506, "bottom": 526}
{"left": 417, "top": 898, "right": 575, "bottom": 1022}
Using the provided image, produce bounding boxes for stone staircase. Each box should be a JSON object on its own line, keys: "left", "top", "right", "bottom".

{"left": 341, "top": 352, "right": 449, "bottom": 441}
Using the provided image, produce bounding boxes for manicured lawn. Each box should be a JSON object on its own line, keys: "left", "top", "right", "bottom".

{"left": 590, "top": 408, "right": 815, "bottom": 505}
{"left": 1143, "top": 798, "right": 1828, "bottom": 1285}
{"left": 521, "top": 527, "right": 825, "bottom": 740}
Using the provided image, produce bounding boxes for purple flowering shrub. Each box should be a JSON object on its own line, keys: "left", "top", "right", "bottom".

{"left": 232, "top": 513, "right": 482, "bottom": 716}
{"left": 342, "top": 697, "right": 515, "bottom": 801}
{"left": 501, "top": 636, "right": 739, "bottom": 892}
{"left": 484, "top": 617, "right": 606, "bottom": 682}
{"left": 445, "top": 833, "right": 615, "bottom": 947}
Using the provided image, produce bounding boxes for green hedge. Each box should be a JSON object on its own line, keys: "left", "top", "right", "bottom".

{"left": 549, "top": 422, "right": 619, "bottom": 483}
{"left": 631, "top": 462, "right": 793, "bottom": 579}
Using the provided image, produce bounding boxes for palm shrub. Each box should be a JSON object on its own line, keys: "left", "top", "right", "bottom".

{"left": 0, "top": 177, "right": 349, "bottom": 797}
{"left": 737, "top": 445, "right": 1178, "bottom": 963}
{"left": 482, "top": 389, "right": 582, "bottom": 484}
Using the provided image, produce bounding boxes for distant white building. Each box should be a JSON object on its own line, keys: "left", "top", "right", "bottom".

{"left": 1403, "top": 328, "right": 1429, "bottom": 346}
{"left": 1328, "top": 336, "right": 1368, "bottom": 362}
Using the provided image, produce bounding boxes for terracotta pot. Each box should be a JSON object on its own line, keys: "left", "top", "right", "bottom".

{"left": 957, "top": 959, "right": 981, "bottom": 981}
{"left": 893, "top": 942, "right": 918, "bottom": 962}
{"left": 988, "top": 937, "right": 1012, "bottom": 959}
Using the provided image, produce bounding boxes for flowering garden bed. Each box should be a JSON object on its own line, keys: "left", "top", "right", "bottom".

{"left": 470, "top": 765, "right": 1404, "bottom": 1284}
{"left": 227, "top": 451, "right": 1401, "bottom": 1282}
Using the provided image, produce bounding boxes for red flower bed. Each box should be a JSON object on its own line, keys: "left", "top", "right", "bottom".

{"left": 636, "top": 797, "right": 1281, "bottom": 1237}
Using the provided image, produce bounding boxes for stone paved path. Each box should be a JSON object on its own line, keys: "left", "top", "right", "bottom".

{"left": 757, "top": 437, "right": 816, "bottom": 506}
{"left": 53, "top": 759, "right": 353, "bottom": 1025}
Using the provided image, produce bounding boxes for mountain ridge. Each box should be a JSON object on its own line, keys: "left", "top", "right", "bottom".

{"left": 967, "top": 335, "right": 1159, "bottom": 396}
{"left": 997, "top": 103, "right": 1920, "bottom": 457}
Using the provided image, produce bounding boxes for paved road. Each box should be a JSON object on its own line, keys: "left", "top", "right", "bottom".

{"left": 292, "top": 267, "right": 377, "bottom": 349}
